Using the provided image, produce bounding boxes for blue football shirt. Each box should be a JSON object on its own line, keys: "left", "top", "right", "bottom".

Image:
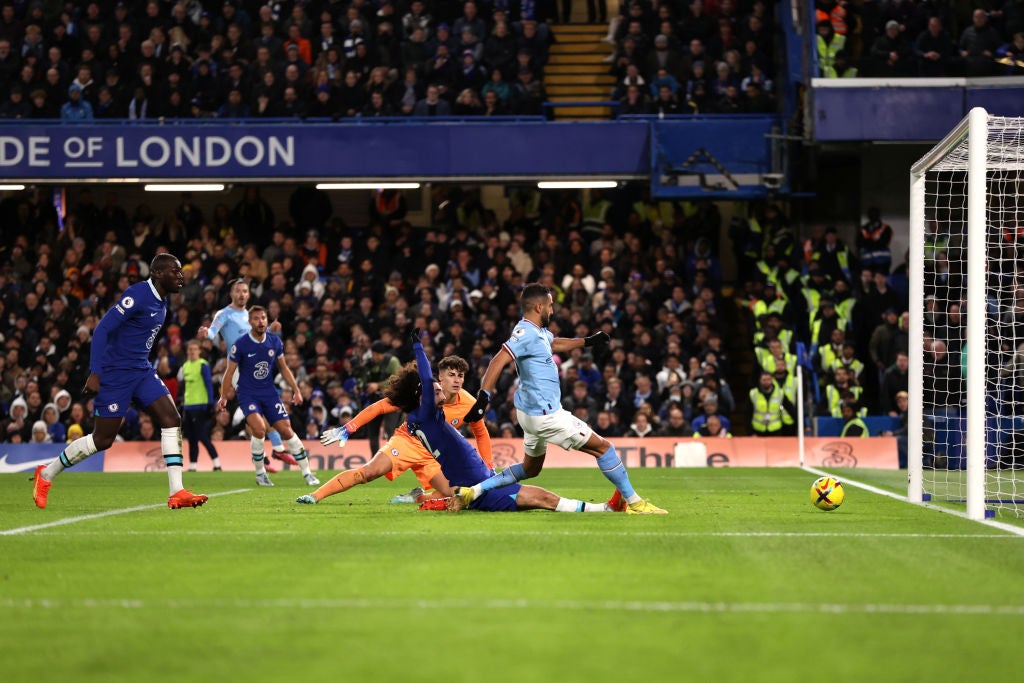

{"left": 406, "top": 342, "right": 492, "bottom": 488}
{"left": 229, "top": 332, "right": 284, "bottom": 396}
{"left": 90, "top": 279, "right": 167, "bottom": 375}
{"left": 503, "top": 318, "right": 561, "bottom": 416}
{"left": 208, "top": 305, "right": 251, "bottom": 348}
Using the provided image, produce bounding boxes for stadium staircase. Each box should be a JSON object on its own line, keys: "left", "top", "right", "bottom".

{"left": 547, "top": 24, "right": 615, "bottom": 121}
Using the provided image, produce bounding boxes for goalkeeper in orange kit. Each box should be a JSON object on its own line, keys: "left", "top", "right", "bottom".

{"left": 296, "top": 354, "right": 491, "bottom": 505}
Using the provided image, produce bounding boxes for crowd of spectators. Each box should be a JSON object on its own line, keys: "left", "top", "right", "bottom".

{"left": 0, "top": 183, "right": 742, "bottom": 445}
{"left": 816, "top": 0, "right": 1024, "bottom": 78}
{"left": 732, "top": 202, "right": 911, "bottom": 437}
{"left": 0, "top": 175, "right": 931, "bottom": 446}
{"left": 609, "top": 0, "right": 778, "bottom": 115}
{"left": 0, "top": 0, "right": 561, "bottom": 121}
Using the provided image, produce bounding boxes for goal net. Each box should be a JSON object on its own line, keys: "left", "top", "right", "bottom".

{"left": 910, "top": 108, "right": 1024, "bottom": 521}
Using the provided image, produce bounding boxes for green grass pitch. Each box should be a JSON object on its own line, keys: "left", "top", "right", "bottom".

{"left": 3, "top": 467, "right": 1024, "bottom": 683}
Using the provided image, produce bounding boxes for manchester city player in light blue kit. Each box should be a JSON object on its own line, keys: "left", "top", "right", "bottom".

{"left": 456, "top": 283, "right": 667, "bottom": 514}
{"left": 218, "top": 305, "right": 319, "bottom": 487}
{"left": 33, "top": 254, "right": 208, "bottom": 510}
{"left": 198, "top": 278, "right": 294, "bottom": 469}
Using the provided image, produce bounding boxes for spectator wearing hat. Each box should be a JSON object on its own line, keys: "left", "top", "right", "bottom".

{"left": 30, "top": 419, "right": 51, "bottom": 443}
{"left": 456, "top": 48, "right": 487, "bottom": 92}
{"left": 60, "top": 83, "right": 93, "bottom": 119}
{"left": 867, "top": 19, "right": 912, "bottom": 77}
{"left": 0, "top": 85, "right": 30, "bottom": 118}
{"left": 511, "top": 64, "right": 546, "bottom": 115}
{"left": 646, "top": 33, "right": 686, "bottom": 82}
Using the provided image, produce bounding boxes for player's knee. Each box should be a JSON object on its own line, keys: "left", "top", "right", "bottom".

{"left": 92, "top": 433, "right": 116, "bottom": 451}
{"left": 249, "top": 426, "right": 266, "bottom": 439}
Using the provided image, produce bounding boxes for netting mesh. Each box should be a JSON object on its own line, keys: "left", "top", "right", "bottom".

{"left": 920, "top": 115, "right": 1024, "bottom": 519}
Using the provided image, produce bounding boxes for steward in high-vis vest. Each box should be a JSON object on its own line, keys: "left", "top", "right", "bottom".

{"left": 749, "top": 371, "right": 795, "bottom": 436}
{"left": 840, "top": 401, "right": 869, "bottom": 437}
{"left": 772, "top": 360, "right": 800, "bottom": 437}
{"left": 178, "top": 339, "right": 221, "bottom": 471}
{"left": 817, "top": 20, "right": 846, "bottom": 78}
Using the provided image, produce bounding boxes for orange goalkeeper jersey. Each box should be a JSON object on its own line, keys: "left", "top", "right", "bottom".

{"left": 342, "top": 389, "right": 493, "bottom": 468}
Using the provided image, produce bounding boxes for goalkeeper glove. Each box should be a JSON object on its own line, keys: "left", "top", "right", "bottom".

{"left": 464, "top": 389, "right": 491, "bottom": 423}
{"left": 584, "top": 331, "right": 610, "bottom": 350}
{"left": 319, "top": 425, "right": 351, "bottom": 448}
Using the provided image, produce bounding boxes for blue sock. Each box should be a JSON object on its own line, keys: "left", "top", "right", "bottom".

{"left": 596, "top": 446, "right": 635, "bottom": 499}
{"left": 268, "top": 430, "right": 283, "bottom": 449}
{"left": 478, "top": 462, "right": 527, "bottom": 493}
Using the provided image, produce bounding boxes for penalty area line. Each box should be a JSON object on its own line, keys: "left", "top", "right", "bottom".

{"left": 0, "top": 489, "right": 251, "bottom": 537}
{"left": 803, "top": 466, "right": 1024, "bottom": 538}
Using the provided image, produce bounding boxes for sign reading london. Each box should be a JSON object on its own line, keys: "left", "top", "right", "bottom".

{"left": 0, "top": 126, "right": 299, "bottom": 178}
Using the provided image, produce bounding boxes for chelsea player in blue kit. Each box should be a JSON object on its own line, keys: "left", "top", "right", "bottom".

{"left": 395, "top": 331, "right": 614, "bottom": 513}
{"left": 218, "top": 306, "right": 319, "bottom": 487}
{"left": 198, "top": 278, "right": 294, "bottom": 469}
{"left": 456, "top": 283, "right": 667, "bottom": 515}
{"left": 33, "top": 254, "right": 208, "bottom": 510}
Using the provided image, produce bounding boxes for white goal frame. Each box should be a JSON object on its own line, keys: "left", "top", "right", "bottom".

{"left": 908, "top": 107, "right": 988, "bottom": 520}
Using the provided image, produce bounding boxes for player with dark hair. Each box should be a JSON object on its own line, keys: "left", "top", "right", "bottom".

{"left": 346, "top": 330, "right": 615, "bottom": 513}
{"left": 198, "top": 278, "right": 295, "bottom": 470}
{"left": 299, "top": 354, "right": 492, "bottom": 505}
{"left": 33, "top": 253, "right": 208, "bottom": 509}
{"left": 218, "top": 305, "right": 319, "bottom": 487}
{"left": 458, "top": 283, "right": 666, "bottom": 514}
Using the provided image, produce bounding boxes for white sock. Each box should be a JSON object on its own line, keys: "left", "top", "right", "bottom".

{"left": 43, "top": 434, "right": 97, "bottom": 480}
{"left": 161, "top": 428, "right": 185, "bottom": 494}
{"left": 626, "top": 494, "right": 642, "bottom": 505}
{"left": 188, "top": 464, "right": 197, "bottom": 472}
{"left": 285, "top": 434, "right": 312, "bottom": 475}
{"left": 554, "top": 498, "right": 612, "bottom": 512}
{"left": 167, "top": 466, "right": 183, "bottom": 495}
{"left": 211, "top": 457, "right": 221, "bottom": 469}
{"left": 251, "top": 436, "right": 266, "bottom": 474}
{"left": 470, "top": 483, "right": 483, "bottom": 499}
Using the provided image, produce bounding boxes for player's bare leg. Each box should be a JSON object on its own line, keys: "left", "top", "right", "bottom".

{"left": 515, "top": 485, "right": 616, "bottom": 512}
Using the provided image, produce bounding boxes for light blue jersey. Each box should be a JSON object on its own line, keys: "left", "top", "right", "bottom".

{"left": 503, "top": 318, "right": 561, "bottom": 416}
{"left": 208, "top": 305, "right": 250, "bottom": 348}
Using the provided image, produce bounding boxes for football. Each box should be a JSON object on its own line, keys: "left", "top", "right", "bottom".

{"left": 810, "top": 476, "right": 845, "bottom": 511}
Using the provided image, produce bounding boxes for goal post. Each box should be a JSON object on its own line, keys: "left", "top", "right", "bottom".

{"left": 909, "top": 108, "right": 1024, "bottom": 521}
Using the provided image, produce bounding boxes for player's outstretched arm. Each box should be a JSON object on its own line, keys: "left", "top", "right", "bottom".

{"left": 551, "top": 331, "right": 608, "bottom": 354}
{"left": 411, "top": 329, "right": 437, "bottom": 413}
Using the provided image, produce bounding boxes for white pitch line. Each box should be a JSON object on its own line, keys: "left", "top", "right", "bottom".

{"left": 0, "top": 489, "right": 251, "bottom": 537}
{"left": 3, "top": 596, "right": 1024, "bottom": 616}
{"left": 804, "top": 466, "right": 1024, "bottom": 538}
{"left": 16, "top": 529, "right": 1022, "bottom": 539}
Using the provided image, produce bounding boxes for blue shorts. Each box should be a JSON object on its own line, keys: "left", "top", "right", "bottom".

{"left": 95, "top": 368, "right": 171, "bottom": 417}
{"left": 94, "top": 368, "right": 171, "bottom": 419}
{"left": 239, "top": 391, "right": 289, "bottom": 424}
{"left": 471, "top": 483, "right": 522, "bottom": 512}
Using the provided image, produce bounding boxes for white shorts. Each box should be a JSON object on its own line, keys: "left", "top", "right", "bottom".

{"left": 517, "top": 408, "right": 593, "bottom": 458}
